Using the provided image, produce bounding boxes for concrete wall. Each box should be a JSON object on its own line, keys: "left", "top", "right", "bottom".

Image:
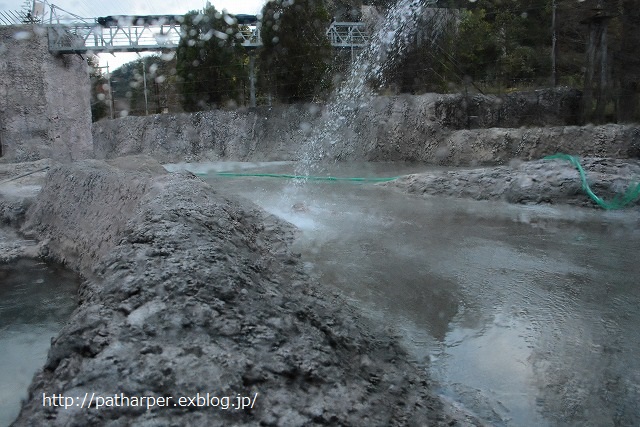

{"left": 0, "top": 25, "right": 92, "bottom": 162}
{"left": 92, "top": 104, "right": 322, "bottom": 163}
{"left": 93, "top": 94, "right": 640, "bottom": 166}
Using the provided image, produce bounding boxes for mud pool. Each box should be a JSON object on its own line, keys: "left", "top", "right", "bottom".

{"left": 166, "top": 161, "right": 640, "bottom": 426}
{"left": 0, "top": 258, "right": 80, "bottom": 426}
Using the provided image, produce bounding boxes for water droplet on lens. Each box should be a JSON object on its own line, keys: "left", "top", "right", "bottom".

{"left": 13, "top": 31, "right": 32, "bottom": 40}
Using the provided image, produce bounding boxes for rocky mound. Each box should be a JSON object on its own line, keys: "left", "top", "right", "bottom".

{"left": 92, "top": 95, "right": 640, "bottom": 166}
{"left": 11, "top": 160, "right": 475, "bottom": 426}
{"left": 384, "top": 157, "right": 640, "bottom": 209}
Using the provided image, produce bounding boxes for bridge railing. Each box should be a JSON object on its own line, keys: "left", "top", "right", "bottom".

{"left": 48, "top": 22, "right": 182, "bottom": 53}
{"left": 236, "top": 26, "right": 262, "bottom": 49}
{"left": 0, "top": 9, "right": 31, "bottom": 25}
{"left": 46, "top": 18, "right": 368, "bottom": 53}
{"left": 326, "top": 22, "right": 369, "bottom": 48}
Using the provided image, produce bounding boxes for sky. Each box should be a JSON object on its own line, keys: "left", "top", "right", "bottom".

{"left": 0, "top": 0, "right": 267, "bottom": 69}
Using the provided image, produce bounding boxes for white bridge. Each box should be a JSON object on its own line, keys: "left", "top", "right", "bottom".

{"left": 40, "top": 2, "right": 369, "bottom": 54}
{"left": 47, "top": 14, "right": 262, "bottom": 53}
{"left": 48, "top": 19, "right": 369, "bottom": 54}
{"left": 2, "top": 2, "right": 370, "bottom": 53}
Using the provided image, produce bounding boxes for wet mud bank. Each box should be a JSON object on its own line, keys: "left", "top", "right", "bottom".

{"left": 385, "top": 157, "right": 640, "bottom": 209}
{"left": 0, "top": 160, "right": 52, "bottom": 262}
{"left": 8, "top": 160, "right": 475, "bottom": 426}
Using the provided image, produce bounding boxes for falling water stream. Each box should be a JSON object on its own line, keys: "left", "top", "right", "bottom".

{"left": 296, "top": 0, "right": 435, "bottom": 172}
{"left": 167, "top": 160, "right": 640, "bottom": 426}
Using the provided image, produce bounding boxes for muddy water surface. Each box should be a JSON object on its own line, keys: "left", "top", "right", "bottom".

{"left": 0, "top": 258, "right": 80, "bottom": 426}
{"left": 169, "top": 161, "right": 640, "bottom": 426}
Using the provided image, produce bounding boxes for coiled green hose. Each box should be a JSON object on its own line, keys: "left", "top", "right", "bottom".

{"left": 544, "top": 153, "right": 640, "bottom": 210}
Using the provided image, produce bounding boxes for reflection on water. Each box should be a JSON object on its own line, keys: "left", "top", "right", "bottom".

{"left": 429, "top": 217, "right": 640, "bottom": 426}
{"left": 176, "top": 161, "right": 640, "bottom": 426}
{"left": 0, "top": 258, "right": 80, "bottom": 426}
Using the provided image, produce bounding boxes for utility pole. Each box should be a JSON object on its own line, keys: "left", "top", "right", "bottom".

{"left": 551, "top": 0, "right": 557, "bottom": 86}
{"left": 249, "top": 52, "right": 256, "bottom": 107}
{"left": 106, "top": 64, "right": 114, "bottom": 120}
{"left": 142, "top": 62, "right": 149, "bottom": 115}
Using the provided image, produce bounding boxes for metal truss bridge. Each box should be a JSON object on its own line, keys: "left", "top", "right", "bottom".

{"left": 48, "top": 19, "right": 369, "bottom": 54}
{"left": 47, "top": 14, "right": 256, "bottom": 53}
{"left": 2, "top": 2, "right": 370, "bottom": 53}
{"left": 39, "top": 4, "right": 369, "bottom": 54}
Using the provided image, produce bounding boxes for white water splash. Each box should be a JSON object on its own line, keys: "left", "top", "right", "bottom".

{"left": 295, "top": 0, "right": 437, "bottom": 178}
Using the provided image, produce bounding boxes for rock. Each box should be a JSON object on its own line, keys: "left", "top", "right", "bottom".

{"left": 0, "top": 159, "right": 54, "bottom": 261}
{"left": 0, "top": 26, "right": 92, "bottom": 163}
{"left": 385, "top": 157, "right": 640, "bottom": 209}
{"left": 92, "top": 95, "right": 640, "bottom": 166}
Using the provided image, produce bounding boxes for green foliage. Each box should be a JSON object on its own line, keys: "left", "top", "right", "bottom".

{"left": 502, "top": 45, "right": 538, "bottom": 80}
{"left": 259, "top": 0, "right": 333, "bottom": 102}
{"left": 88, "top": 57, "right": 109, "bottom": 122}
{"left": 455, "top": 9, "right": 499, "bottom": 80}
{"left": 176, "top": 6, "right": 247, "bottom": 111}
{"left": 455, "top": 2, "right": 552, "bottom": 85}
{"left": 387, "top": 0, "right": 554, "bottom": 93}
{"left": 106, "top": 55, "right": 181, "bottom": 117}
{"left": 326, "top": 0, "right": 364, "bottom": 20}
{"left": 92, "top": 0, "right": 639, "bottom": 123}
{"left": 361, "top": 0, "right": 394, "bottom": 11}
{"left": 111, "top": 59, "right": 146, "bottom": 115}
{"left": 390, "top": 0, "right": 638, "bottom": 122}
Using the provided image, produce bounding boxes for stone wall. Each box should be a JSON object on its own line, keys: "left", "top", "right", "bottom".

{"left": 92, "top": 104, "right": 321, "bottom": 163}
{"left": 93, "top": 94, "right": 640, "bottom": 166}
{"left": 0, "top": 25, "right": 92, "bottom": 162}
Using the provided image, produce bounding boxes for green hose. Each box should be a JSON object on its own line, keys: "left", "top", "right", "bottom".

{"left": 192, "top": 155, "right": 639, "bottom": 210}
{"left": 196, "top": 172, "right": 400, "bottom": 183}
{"left": 544, "top": 153, "right": 640, "bottom": 210}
